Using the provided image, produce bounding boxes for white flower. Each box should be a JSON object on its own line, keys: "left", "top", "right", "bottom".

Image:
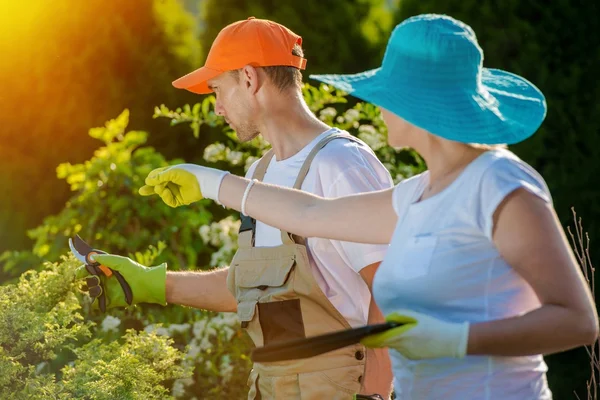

{"left": 187, "top": 339, "right": 202, "bottom": 359}
{"left": 222, "top": 326, "right": 235, "bottom": 341}
{"left": 203, "top": 143, "right": 226, "bottom": 161}
{"left": 205, "top": 324, "right": 217, "bottom": 338}
{"left": 220, "top": 312, "right": 240, "bottom": 326}
{"left": 144, "top": 324, "right": 170, "bottom": 337}
{"left": 168, "top": 323, "right": 190, "bottom": 335}
{"left": 220, "top": 354, "right": 234, "bottom": 382}
{"left": 199, "top": 225, "right": 211, "bottom": 242}
{"left": 172, "top": 378, "right": 193, "bottom": 398}
{"left": 100, "top": 315, "right": 121, "bottom": 332}
{"left": 358, "top": 124, "right": 386, "bottom": 150}
{"left": 344, "top": 109, "right": 360, "bottom": 122}
{"left": 193, "top": 320, "right": 207, "bottom": 338}
{"left": 319, "top": 107, "right": 337, "bottom": 119}
{"left": 172, "top": 380, "right": 186, "bottom": 398}
{"left": 228, "top": 150, "right": 244, "bottom": 165}
{"left": 199, "top": 335, "right": 213, "bottom": 351}
{"left": 358, "top": 124, "right": 377, "bottom": 135}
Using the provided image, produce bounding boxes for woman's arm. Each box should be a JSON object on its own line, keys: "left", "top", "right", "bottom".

{"left": 218, "top": 174, "right": 398, "bottom": 245}
{"left": 467, "top": 188, "right": 599, "bottom": 356}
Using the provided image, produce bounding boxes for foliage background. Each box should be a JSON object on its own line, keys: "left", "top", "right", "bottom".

{"left": 0, "top": 0, "right": 598, "bottom": 398}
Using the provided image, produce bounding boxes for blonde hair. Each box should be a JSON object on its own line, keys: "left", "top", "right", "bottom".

{"left": 468, "top": 143, "right": 508, "bottom": 150}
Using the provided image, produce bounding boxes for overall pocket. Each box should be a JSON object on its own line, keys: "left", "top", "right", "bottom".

{"left": 235, "top": 256, "right": 296, "bottom": 298}
{"left": 258, "top": 298, "right": 305, "bottom": 345}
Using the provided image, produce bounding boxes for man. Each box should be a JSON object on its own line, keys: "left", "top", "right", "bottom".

{"left": 80, "top": 17, "right": 393, "bottom": 399}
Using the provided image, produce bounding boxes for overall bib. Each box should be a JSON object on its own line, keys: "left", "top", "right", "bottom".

{"left": 227, "top": 133, "right": 368, "bottom": 399}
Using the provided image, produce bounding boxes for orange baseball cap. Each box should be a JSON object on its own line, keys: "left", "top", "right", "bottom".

{"left": 172, "top": 17, "right": 307, "bottom": 94}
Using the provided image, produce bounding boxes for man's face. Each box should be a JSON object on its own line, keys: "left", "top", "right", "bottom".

{"left": 207, "top": 71, "right": 260, "bottom": 142}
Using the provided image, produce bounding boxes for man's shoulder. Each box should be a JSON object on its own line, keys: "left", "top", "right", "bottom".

{"left": 309, "top": 133, "right": 393, "bottom": 193}
{"left": 311, "top": 133, "right": 381, "bottom": 170}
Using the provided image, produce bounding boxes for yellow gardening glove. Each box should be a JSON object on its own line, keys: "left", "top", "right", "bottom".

{"left": 361, "top": 310, "right": 469, "bottom": 360}
{"left": 139, "top": 164, "right": 229, "bottom": 207}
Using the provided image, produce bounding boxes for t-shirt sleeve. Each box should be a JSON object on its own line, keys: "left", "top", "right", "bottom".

{"left": 316, "top": 146, "right": 393, "bottom": 273}
{"left": 479, "top": 157, "right": 552, "bottom": 240}
{"left": 244, "top": 159, "right": 260, "bottom": 179}
{"left": 391, "top": 173, "right": 425, "bottom": 217}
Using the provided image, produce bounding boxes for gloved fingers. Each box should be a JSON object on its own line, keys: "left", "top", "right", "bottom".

{"left": 144, "top": 166, "right": 180, "bottom": 186}
{"left": 144, "top": 166, "right": 170, "bottom": 185}
{"left": 155, "top": 182, "right": 179, "bottom": 207}
{"left": 112, "top": 270, "right": 133, "bottom": 305}
{"left": 138, "top": 184, "right": 155, "bottom": 196}
{"left": 91, "top": 254, "right": 133, "bottom": 272}
{"left": 360, "top": 323, "right": 416, "bottom": 348}
{"left": 385, "top": 310, "right": 419, "bottom": 324}
{"left": 166, "top": 182, "right": 184, "bottom": 204}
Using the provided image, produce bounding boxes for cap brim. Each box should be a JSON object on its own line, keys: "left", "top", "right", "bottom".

{"left": 172, "top": 66, "right": 223, "bottom": 94}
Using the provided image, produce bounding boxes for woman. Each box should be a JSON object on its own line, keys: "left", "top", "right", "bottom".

{"left": 140, "top": 14, "right": 598, "bottom": 399}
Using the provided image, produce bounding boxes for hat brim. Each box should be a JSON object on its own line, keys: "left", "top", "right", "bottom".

{"left": 309, "top": 68, "right": 547, "bottom": 145}
{"left": 172, "top": 66, "right": 224, "bottom": 94}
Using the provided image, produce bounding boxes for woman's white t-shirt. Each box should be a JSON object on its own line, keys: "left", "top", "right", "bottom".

{"left": 373, "top": 149, "right": 553, "bottom": 399}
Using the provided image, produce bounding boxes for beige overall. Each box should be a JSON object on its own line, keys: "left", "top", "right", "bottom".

{"left": 227, "top": 133, "right": 368, "bottom": 400}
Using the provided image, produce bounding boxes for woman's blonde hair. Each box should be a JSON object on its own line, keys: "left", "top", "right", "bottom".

{"left": 468, "top": 143, "right": 508, "bottom": 150}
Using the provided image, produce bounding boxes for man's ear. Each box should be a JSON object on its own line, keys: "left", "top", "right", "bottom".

{"left": 240, "top": 65, "right": 261, "bottom": 94}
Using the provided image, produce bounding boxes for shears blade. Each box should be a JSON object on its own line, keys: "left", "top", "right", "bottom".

{"left": 69, "top": 237, "right": 88, "bottom": 264}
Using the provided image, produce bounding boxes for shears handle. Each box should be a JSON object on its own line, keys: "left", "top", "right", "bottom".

{"left": 86, "top": 250, "right": 113, "bottom": 277}
{"left": 86, "top": 250, "right": 133, "bottom": 306}
{"left": 112, "top": 270, "right": 133, "bottom": 305}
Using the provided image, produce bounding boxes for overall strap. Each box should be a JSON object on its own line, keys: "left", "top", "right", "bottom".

{"left": 280, "top": 132, "right": 363, "bottom": 245}
{"left": 238, "top": 150, "right": 276, "bottom": 248}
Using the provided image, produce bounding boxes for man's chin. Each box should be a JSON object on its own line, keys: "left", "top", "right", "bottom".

{"left": 237, "top": 131, "right": 260, "bottom": 143}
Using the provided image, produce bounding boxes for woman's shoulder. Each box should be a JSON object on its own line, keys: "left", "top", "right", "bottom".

{"left": 395, "top": 171, "right": 429, "bottom": 191}
{"left": 391, "top": 171, "right": 430, "bottom": 214}
{"left": 479, "top": 149, "right": 550, "bottom": 200}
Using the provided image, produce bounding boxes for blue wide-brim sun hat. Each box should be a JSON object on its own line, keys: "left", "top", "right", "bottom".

{"left": 310, "top": 14, "right": 547, "bottom": 145}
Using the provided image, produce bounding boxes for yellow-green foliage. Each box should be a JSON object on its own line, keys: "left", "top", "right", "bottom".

{"left": 0, "top": 258, "right": 190, "bottom": 399}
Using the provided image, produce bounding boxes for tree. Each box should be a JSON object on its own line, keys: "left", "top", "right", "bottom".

{"left": 0, "top": 0, "right": 201, "bottom": 252}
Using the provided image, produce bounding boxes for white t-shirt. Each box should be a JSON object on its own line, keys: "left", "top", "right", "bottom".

{"left": 373, "top": 149, "right": 553, "bottom": 400}
{"left": 245, "top": 128, "right": 393, "bottom": 327}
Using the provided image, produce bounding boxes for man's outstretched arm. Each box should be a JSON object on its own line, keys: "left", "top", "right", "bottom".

{"left": 166, "top": 267, "right": 237, "bottom": 312}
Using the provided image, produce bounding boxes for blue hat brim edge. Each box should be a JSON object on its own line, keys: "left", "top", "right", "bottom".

{"left": 309, "top": 68, "right": 547, "bottom": 145}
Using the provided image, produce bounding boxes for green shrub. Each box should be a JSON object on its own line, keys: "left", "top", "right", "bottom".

{"left": 0, "top": 257, "right": 190, "bottom": 399}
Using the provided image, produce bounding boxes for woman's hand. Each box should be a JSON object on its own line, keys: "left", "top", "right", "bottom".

{"left": 139, "top": 164, "right": 229, "bottom": 207}
{"left": 361, "top": 310, "right": 469, "bottom": 360}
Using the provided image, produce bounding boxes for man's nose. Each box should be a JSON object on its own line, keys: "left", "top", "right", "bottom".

{"left": 214, "top": 102, "right": 225, "bottom": 116}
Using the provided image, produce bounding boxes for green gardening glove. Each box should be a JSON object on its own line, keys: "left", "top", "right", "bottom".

{"left": 75, "top": 254, "right": 167, "bottom": 310}
{"left": 139, "top": 164, "right": 229, "bottom": 207}
{"left": 360, "top": 310, "right": 469, "bottom": 360}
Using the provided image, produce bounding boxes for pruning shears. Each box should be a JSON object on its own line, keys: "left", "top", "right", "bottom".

{"left": 69, "top": 234, "right": 133, "bottom": 312}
